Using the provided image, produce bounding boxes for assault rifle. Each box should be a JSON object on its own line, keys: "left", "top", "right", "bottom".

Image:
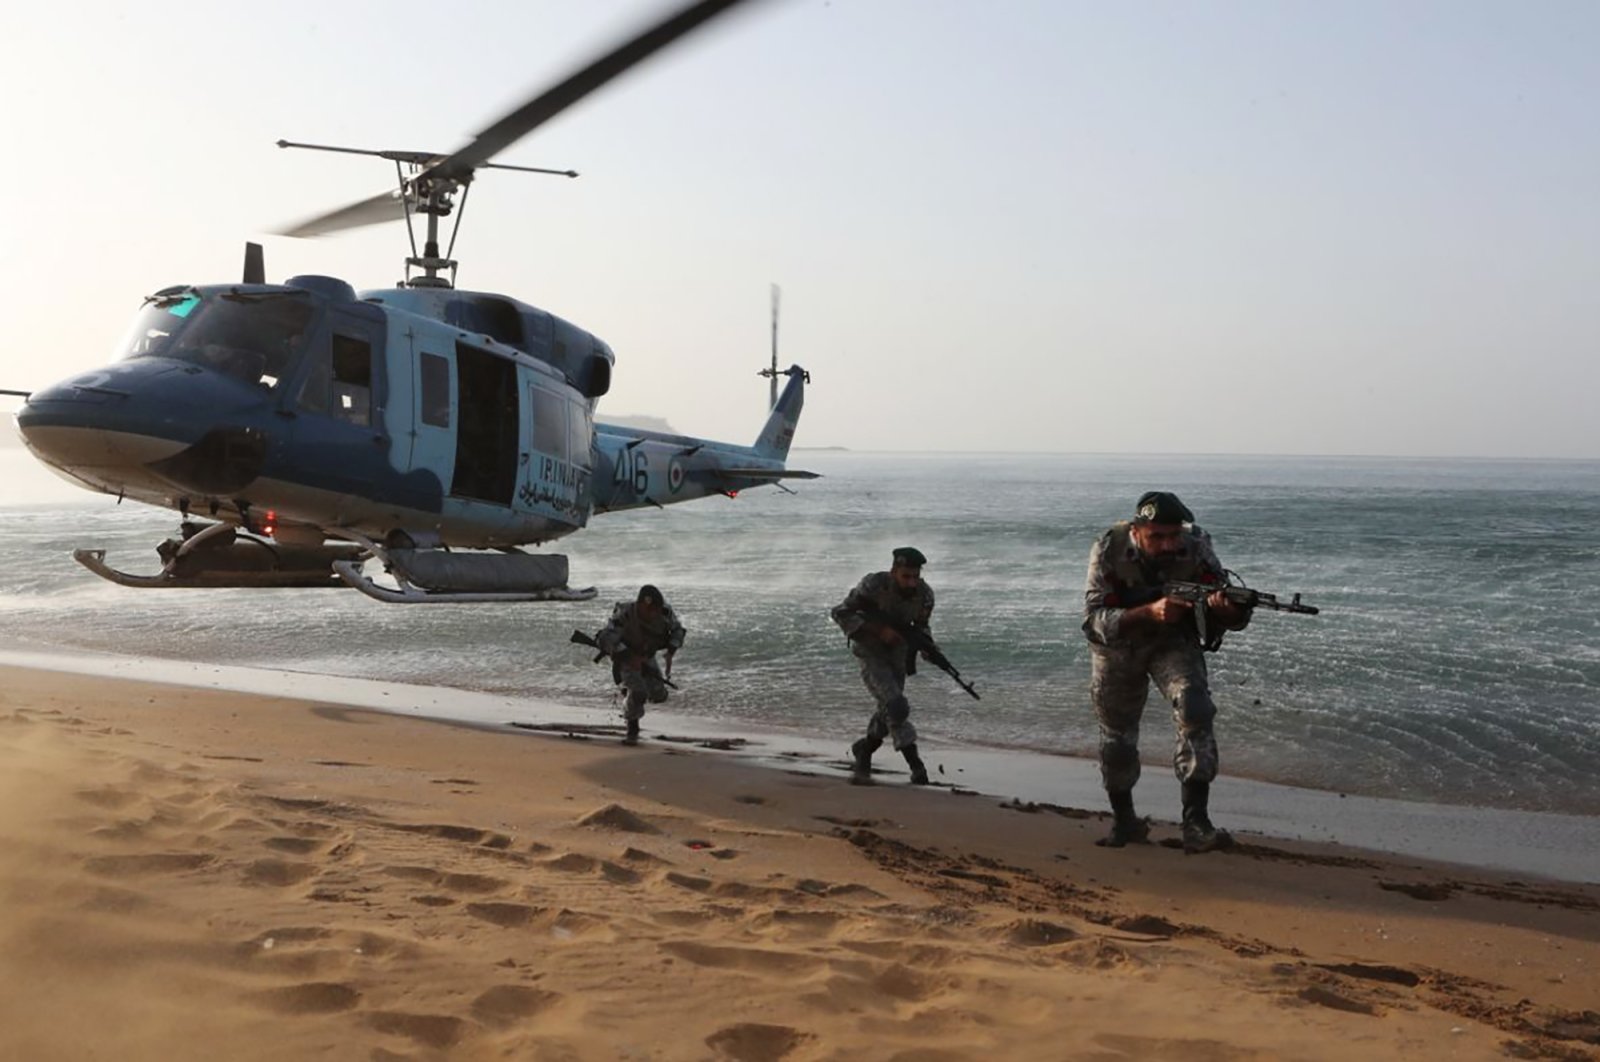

{"left": 846, "top": 609, "right": 980, "bottom": 700}
{"left": 1138, "top": 578, "right": 1319, "bottom": 652}
{"left": 570, "top": 629, "right": 680, "bottom": 690}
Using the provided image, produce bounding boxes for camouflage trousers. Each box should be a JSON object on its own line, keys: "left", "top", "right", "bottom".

{"left": 855, "top": 654, "right": 918, "bottom": 752}
{"left": 1089, "top": 638, "right": 1217, "bottom": 792}
{"left": 618, "top": 658, "right": 670, "bottom": 721}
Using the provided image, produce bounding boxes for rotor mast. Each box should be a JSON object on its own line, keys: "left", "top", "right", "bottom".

{"left": 275, "top": 140, "right": 576, "bottom": 288}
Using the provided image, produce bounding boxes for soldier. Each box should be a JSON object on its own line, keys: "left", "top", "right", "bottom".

{"left": 831, "top": 547, "right": 936, "bottom": 786}
{"left": 596, "top": 584, "right": 685, "bottom": 746}
{"left": 1082, "top": 492, "right": 1251, "bottom": 853}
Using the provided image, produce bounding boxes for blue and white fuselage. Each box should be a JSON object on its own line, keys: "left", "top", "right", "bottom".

{"left": 15, "top": 275, "right": 811, "bottom": 554}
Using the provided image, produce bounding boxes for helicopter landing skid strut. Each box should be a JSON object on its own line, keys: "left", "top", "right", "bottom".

{"left": 73, "top": 547, "right": 354, "bottom": 589}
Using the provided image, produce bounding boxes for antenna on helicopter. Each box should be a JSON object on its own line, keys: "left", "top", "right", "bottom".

{"left": 758, "top": 283, "right": 780, "bottom": 409}
{"left": 272, "top": 0, "right": 759, "bottom": 290}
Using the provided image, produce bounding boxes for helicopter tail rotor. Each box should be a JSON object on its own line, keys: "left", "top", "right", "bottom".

{"left": 242, "top": 242, "right": 265, "bottom": 285}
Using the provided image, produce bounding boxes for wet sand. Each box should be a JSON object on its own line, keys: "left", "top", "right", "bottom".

{"left": 1, "top": 664, "right": 1596, "bottom": 1060}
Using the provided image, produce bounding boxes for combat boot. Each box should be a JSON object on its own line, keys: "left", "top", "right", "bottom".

{"left": 621, "top": 719, "right": 641, "bottom": 746}
{"left": 901, "top": 744, "right": 930, "bottom": 786}
{"left": 1181, "top": 781, "right": 1230, "bottom": 854}
{"left": 849, "top": 738, "right": 877, "bottom": 785}
{"left": 1095, "top": 789, "right": 1150, "bottom": 848}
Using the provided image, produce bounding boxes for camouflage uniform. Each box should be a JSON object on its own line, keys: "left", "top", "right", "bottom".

{"left": 831, "top": 571, "right": 935, "bottom": 768}
{"left": 1082, "top": 521, "right": 1248, "bottom": 794}
{"left": 597, "top": 599, "right": 686, "bottom": 723}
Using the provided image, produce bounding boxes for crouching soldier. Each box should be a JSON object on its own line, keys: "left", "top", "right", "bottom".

{"left": 831, "top": 547, "right": 935, "bottom": 786}
{"left": 597, "top": 584, "right": 685, "bottom": 745}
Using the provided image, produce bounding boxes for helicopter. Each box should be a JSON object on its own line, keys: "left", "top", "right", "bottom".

{"left": 8, "top": 0, "right": 817, "bottom": 604}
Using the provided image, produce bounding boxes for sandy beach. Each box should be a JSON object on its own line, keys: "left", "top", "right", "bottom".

{"left": 1, "top": 664, "right": 1595, "bottom": 1061}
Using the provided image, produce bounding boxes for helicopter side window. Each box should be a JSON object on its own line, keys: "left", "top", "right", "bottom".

{"left": 419, "top": 353, "right": 450, "bottom": 428}
{"left": 567, "top": 399, "right": 593, "bottom": 469}
{"left": 329, "top": 333, "right": 372, "bottom": 426}
{"left": 531, "top": 387, "right": 566, "bottom": 458}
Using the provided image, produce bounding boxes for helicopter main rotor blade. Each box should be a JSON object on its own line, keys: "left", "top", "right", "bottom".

{"left": 277, "top": 189, "right": 407, "bottom": 239}
{"left": 278, "top": 0, "right": 759, "bottom": 239}
{"left": 426, "top": 0, "right": 758, "bottom": 182}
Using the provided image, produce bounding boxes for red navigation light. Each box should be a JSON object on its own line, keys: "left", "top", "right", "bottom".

{"left": 263, "top": 509, "right": 278, "bottom": 537}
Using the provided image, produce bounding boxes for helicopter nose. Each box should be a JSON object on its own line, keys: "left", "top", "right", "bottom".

{"left": 15, "top": 380, "right": 189, "bottom": 471}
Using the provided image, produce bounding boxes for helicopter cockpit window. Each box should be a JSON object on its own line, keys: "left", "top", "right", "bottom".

{"left": 126, "top": 293, "right": 313, "bottom": 393}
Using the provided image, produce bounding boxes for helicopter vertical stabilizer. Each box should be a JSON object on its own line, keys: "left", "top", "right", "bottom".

{"left": 751, "top": 365, "right": 807, "bottom": 460}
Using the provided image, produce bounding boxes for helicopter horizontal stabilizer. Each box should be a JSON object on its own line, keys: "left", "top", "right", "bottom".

{"left": 715, "top": 468, "right": 820, "bottom": 480}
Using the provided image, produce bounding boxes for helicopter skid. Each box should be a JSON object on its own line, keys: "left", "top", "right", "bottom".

{"left": 74, "top": 548, "right": 351, "bottom": 589}
{"left": 331, "top": 560, "right": 596, "bottom": 604}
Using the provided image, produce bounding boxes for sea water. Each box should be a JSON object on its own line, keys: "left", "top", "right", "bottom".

{"left": 2, "top": 450, "right": 1597, "bottom": 816}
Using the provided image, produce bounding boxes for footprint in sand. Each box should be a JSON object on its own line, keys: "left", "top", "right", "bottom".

{"left": 84, "top": 852, "right": 214, "bottom": 876}
{"left": 242, "top": 859, "right": 320, "bottom": 887}
{"left": 262, "top": 836, "right": 326, "bottom": 855}
{"left": 705, "top": 1023, "right": 813, "bottom": 1061}
{"left": 391, "top": 822, "right": 513, "bottom": 848}
{"left": 439, "top": 871, "right": 510, "bottom": 895}
{"left": 467, "top": 901, "right": 547, "bottom": 928}
{"left": 248, "top": 981, "right": 362, "bottom": 1015}
{"left": 470, "top": 985, "right": 563, "bottom": 1028}
{"left": 662, "top": 940, "right": 826, "bottom": 977}
{"left": 412, "top": 894, "right": 456, "bottom": 907}
{"left": 74, "top": 786, "right": 141, "bottom": 810}
{"left": 999, "top": 919, "right": 1080, "bottom": 947}
{"left": 749, "top": 910, "right": 846, "bottom": 939}
{"left": 620, "top": 846, "right": 672, "bottom": 866}
{"left": 364, "top": 1011, "right": 467, "bottom": 1051}
{"left": 540, "top": 851, "right": 644, "bottom": 885}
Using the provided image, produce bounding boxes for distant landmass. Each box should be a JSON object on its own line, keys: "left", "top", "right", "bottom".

{"left": 794, "top": 446, "right": 849, "bottom": 452}
{"left": 596, "top": 414, "right": 677, "bottom": 434}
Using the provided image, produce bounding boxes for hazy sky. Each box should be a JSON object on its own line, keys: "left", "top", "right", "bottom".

{"left": 3, "top": 0, "right": 1597, "bottom": 458}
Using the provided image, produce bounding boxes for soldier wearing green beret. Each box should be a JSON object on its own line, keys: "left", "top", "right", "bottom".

{"left": 1082, "top": 493, "right": 1252, "bottom": 852}
{"left": 831, "top": 547, "right": 935, "bottom": 785}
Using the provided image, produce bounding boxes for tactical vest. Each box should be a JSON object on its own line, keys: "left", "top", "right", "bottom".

{"left": 1100, "top": 521, "right": 1213, "bottom": 603}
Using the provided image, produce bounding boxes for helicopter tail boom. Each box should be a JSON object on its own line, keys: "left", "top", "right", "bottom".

{"left": 590, "top": 363, "right": 812, "bottom": 511}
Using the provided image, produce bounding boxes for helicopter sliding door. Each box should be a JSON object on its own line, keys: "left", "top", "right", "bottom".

{"left": 451, "top": 343, "right": 519, "bottom": 506}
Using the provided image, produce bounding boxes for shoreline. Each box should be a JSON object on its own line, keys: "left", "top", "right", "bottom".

{"left": 3, "top": 647, "right": 1596, "bottom": 885}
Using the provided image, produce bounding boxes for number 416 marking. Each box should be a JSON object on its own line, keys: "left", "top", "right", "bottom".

{"left": 613, "top": 449, "right": 649, "bottom": 494}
